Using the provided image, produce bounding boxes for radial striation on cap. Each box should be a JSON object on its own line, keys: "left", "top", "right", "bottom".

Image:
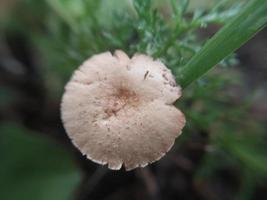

{"left": 61, "top": 50, "right": 186, "bottom": 170}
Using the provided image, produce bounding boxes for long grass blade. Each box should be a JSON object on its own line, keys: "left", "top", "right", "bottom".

{"left": 177, "top": 0, "right": 267, "bottom": 88}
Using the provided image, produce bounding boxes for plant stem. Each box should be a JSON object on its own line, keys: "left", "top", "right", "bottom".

{"left": 176, "top": 0, "right": 267, "bottom": 88}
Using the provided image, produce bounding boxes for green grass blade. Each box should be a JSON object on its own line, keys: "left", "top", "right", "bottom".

{"left": 176, "top": 0, "right": 267, "bottom": 88}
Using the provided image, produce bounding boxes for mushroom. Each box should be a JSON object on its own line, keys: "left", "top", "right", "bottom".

{"left": 61, "top": 50, "right": 186, "bottom": 170}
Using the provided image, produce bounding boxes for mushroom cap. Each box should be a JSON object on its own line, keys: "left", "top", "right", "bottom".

{"left": 61, "top": 50, "right": 185, "bottom": 170}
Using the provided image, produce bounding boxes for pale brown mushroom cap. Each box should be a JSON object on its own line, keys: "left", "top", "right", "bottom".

{"left": 61, "top": 50, "right": 186, "bottom": 170}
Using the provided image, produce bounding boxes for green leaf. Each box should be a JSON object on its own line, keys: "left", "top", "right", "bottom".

{"left": 0, "top": 123, "right": 82, "bottom": 200}
{"left": 218, "top": 128, "right": 267, "bottom": 176}
{"left": 177, "top": 0, "right": 267, "bottom": 87}
{"left": 228, "top": 141, "right": 267, "bottom": 175}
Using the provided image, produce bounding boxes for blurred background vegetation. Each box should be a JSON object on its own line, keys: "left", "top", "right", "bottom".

{"left": 0, "top": 0, "right": 266, "bottom": 200}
